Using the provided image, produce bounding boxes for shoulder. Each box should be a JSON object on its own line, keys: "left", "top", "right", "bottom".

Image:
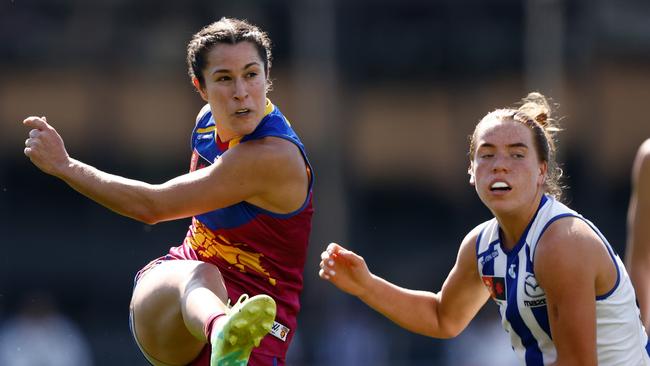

{"left": 537, "top": 216, "right": 598, "bottom": 255}
{"left": 235, "top": 136, "right": 299, "bottom": 162}
{"left": 634, "top": 139, "right": 650, "bottom": 178}
{"left": 464, "top": 222, "right": 489, "bottom": 245}
{"left": 195, "top": 104, "right": 211, "bottom": 125}
{"left": 638, "top": 138, "right": 650, "bottom": 159}
{"left": 222, "top": 137, "right": 303, "bottom": 179}
{"left": 458, "top": 222, "right": 490, "bottom": 259}
{"left": 534, "top": 216, "right": 601, "bottom": 277}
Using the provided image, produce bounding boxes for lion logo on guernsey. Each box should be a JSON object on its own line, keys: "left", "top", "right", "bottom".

{"left": 185, "top": 218, "right": 278, "bottom": 286}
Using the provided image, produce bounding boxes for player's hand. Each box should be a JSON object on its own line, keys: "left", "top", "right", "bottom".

{"left": 319, "top": 242, "right": 372, "bottom": 297}
{"left": 23, "top": 116, "right": 71, "bottom": 177}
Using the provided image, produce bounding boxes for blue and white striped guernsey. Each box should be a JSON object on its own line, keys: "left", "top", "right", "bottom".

{"left": 475, "top": 195, "right": 650, "bottom": 365}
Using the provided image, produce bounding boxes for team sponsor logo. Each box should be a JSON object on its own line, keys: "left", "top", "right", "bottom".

{"left": 523, "top": 273, "right": 546, "bottom": 307}
{"left": 523, "top": 298, "right": 547, "bottom": 307}
{"left": 270, "top": 321, "right": 290, "bottom": 342}
{"left": 524, "top": 273, "right": 544, "bottom": 298}
{"left": 482, "top": 276, "right": 506, "bottom": 301}
{"left": 479, "top": 250, "right": 499, "bottom": 265}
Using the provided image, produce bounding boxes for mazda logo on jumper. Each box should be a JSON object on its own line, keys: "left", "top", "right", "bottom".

{"left": 524, "top": 273, "right": 545, "bottom": 298}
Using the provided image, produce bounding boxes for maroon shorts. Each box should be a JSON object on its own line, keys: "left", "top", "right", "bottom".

{"left": 190, "top": 344, "right": 282, "bottom": 366}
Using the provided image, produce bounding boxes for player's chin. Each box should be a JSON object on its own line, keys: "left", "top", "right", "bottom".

{"left": 234, "top": 120, "right": 260, "bottom": 135}
{"left": 484, "top": 194, "right": 516, "bottom": 212}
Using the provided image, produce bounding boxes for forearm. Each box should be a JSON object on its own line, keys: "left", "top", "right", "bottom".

{"left": 58, "top": 158, "right": 159, "bottom": 223}
{"left": 629, "top": 261, "right": 650, "bottom": 330}
{"left": 628, "top": 210, "right": 650, "bottom": 330}
{"left": 357, "top": 274, "right": 448, "bottom": 338}
{"left": 627, "top": 178, "right": 650, "bottom": 329}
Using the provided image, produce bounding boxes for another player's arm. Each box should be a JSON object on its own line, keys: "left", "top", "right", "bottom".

{"left": 22, "top": 116, "right": 305, "bottom": 224}
{"left": 319, "top": 227, "right": 490, "bottom": 338}
{"left": 535, "top": 217, "right": 604, "bottom": 366}
{"left": 626, "top": 139, "right": 650, "bottom": 330}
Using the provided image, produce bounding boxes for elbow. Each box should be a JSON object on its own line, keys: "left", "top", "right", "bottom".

{"left": 128, "top": 201, "right": 165, "bottom": 225}
{"left": 139, "top": 215, "right": 161, "bottom": 226}
{"left": 433, "top": 325, "right": 462, "bottom": 339}
{"left": 428, "top": 317, "right": 465, "bottom": 339}
{"left": 128, "top": 210, "right": 161, "bottom": 225}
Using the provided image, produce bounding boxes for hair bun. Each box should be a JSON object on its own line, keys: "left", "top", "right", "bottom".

{"left": 535, "top": 112, "right": 549, "bottom": 126}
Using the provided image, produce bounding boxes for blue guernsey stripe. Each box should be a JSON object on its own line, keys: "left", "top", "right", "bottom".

{"left": 580, "top": 218, "right": 622, "bottom": 301}
{"left": 525, "top": 245, "right": 552, "bottom": 339}
{"left": 480, "top": 239, "right": 500, "bottom": 276}
{"left": 531, "top": 306, "right": 552, "bottom": 341}
{"left": 475, "top": 228, "right": 485, "bottom": 257}
{"left": 525, "top": 245, "right": 534, "bottom": 273}
{"left": 505, "top": 254, "right": 544, "bottom": 366}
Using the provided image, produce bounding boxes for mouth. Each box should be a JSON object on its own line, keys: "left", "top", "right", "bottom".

{"left": 234, "top": 108, "right": 251, "bottom": 117}
{"left": 490, "top": 181, "right": 512, "bottom": 192}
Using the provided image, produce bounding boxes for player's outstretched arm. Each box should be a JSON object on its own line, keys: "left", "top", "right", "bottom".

{"left": 22, "top": 116, "right": 302, "bottom": 224}
{"left": 319, "top": 229, "right": 490, "bottom": 338}
{"left": 626, "top": 139, "right": 650, "bottom": 330}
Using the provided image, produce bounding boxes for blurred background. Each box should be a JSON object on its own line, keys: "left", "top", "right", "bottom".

{"left": 1, "top": 0, "right": 649, "bottom": 365}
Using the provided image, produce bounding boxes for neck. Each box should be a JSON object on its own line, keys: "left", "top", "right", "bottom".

{"left": 495, "top": 193, "right": 544, "bottom": 250}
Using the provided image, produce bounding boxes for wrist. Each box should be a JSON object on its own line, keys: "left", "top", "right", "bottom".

{"left": 54, "top": 156, "right": 76, "bottom": 179}
{"left": 357, "top": 273, "right": 379, "bottom": 302}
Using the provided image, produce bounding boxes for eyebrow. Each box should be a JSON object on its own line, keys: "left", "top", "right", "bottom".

{"left": 478, "top": 142, "right": 529, "bottom": 149}
{"left": 211, "top": 62, "right": 261, "bottom": 75}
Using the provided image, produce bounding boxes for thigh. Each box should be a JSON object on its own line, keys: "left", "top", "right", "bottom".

{"left": 130, "top": 260, "right": 226, "bottom": 366}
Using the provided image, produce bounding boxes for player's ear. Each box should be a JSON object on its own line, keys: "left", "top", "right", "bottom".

{"left": 193, "top": 77, "right": 208, "bottom": 101}
{"left": 468, "top": 162, "right": 475, "bottom": 185}
{"left": 537, "top": 161, "right": 548, "bottom": 186}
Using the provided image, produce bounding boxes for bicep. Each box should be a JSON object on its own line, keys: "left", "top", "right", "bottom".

{"left": 436, "top": 233, "right": 491, "bottom": 337}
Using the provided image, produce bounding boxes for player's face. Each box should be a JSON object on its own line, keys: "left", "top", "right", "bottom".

{"left": 196, "top": 41, "right": 268, "bottom": 142}
{"left": 469, "top": 118, "right": 547, "bottom": 216}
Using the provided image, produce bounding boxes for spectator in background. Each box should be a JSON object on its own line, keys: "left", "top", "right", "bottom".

{"left": 0, "top": 291, "right": 93, "bottom": 366}
{"left": 626, "top": 139, "right": 650, "bottom": 331}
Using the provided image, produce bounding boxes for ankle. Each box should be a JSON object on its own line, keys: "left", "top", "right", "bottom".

{"left": 204, "top": 312, "right": 226, "bottom": 344}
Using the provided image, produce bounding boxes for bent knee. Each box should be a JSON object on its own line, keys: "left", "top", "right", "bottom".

{"left": 131, "top": 264, "right": 206, "bottom": 364}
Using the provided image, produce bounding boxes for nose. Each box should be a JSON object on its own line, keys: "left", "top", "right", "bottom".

{"left": 492, "top": 154, "right": 510, "bottom": 173}
{"left": 233, "top": 78, "right": 248, "bottom": 100}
